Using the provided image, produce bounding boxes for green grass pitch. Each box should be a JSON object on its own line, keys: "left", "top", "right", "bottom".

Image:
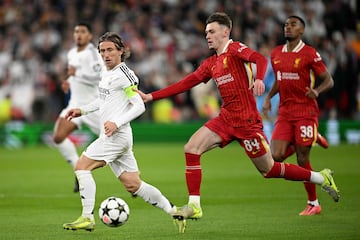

{"left": 0, "top": 142, "right": 359, "bottom": 240}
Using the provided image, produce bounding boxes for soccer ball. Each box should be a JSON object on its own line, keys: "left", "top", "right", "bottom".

{"left": 99, "top": 196, "right": 130, "bottom": 227}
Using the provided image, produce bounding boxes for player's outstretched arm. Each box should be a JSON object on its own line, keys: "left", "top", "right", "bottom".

{"left": 133, "top": 89, "right": 153, "bottom": 103}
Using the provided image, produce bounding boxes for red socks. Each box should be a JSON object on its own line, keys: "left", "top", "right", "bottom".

{"left": 301, "top": 161, "right": 317, "bottom": 201}
{"left": 185, "top": 152, "right": 314, "bottom": 201}
{"left": 265, "top": 162, "right": 311, "bottom": 181}
{"left": 185, "top": 153, "right": 202, "bottom": 196}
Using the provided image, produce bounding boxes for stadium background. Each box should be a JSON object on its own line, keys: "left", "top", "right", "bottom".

{"left": 0, "top": 0, "right": 359, "bottom": 147}
{"left": 0, "top": 2, "right": 359, "bottom": 239}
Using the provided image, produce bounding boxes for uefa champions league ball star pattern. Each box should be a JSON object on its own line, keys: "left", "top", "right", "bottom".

{"left": 99, "top": 197, "right": 130, "bottom": 227}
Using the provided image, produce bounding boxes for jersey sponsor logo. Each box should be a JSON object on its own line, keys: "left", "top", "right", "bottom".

{"left": 99, "top": 87, "right": 110, "bottom": 100}
{"left": 281, "top": 72, "right": 300, "bottom": 80}
{"left": 214, "top": 73, "right": 234, "bottom": 86}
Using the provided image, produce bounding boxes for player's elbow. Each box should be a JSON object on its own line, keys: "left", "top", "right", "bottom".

{"left": 139, "top": 104, "right": 146, "bottom": 115}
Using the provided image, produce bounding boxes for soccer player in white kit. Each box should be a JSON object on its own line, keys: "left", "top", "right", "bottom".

{"left": 63, "top": 32, "right": 177, "bottom": 231}
{"left": 52, "top": 23, "right": 103, "bottom": 192}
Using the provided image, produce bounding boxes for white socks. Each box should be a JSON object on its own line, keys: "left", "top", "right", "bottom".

{"left": 74, "top": 173, "right": 175, "bottom": 219}
{"left": 308, "top": 199, "right": 320, "bottom": 206}
{"left": 189, "top": 195, "right": 201, "bottom": 208}
{"left": 309, "top": 171, "right": 324, "bottom": 185}
{"left": 55, "top": 138, "right": 79, "bottom": 168}
{"left": 134, "top": 181, "right": 175, "bottom": 214}
{"left": 75, "top": 170, "right": 96, "bottom": 220}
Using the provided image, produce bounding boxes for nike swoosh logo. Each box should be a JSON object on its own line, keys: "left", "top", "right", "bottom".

{"left": 252, "top": 150, "right": 260, "bottom": 155}
{"left": 326, "top": 176, "right": 333, "bottom": 186}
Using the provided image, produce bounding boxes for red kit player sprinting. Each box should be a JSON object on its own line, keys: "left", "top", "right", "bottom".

{"left": 263, "top": 16, "right": 335, "bottom": 216}
{"left": 136, "top": 12, "right": 340, "bottom": 233}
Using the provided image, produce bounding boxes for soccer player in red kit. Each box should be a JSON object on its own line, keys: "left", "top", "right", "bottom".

{"left": 262, "top": 16, "right": 335, "bottom": 216}
{"left": 136, "top": 12, "right": 339, "bottom": 233}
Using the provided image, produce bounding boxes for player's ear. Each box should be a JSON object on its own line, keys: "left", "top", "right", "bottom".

{"left": 224, "top": 27, "right": 230, "bottom": 38}
{"left": 299, "top": 27, "right": 304, "bottom": 35}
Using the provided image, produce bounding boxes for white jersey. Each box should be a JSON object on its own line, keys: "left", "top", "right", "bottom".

{"left": 67, "top": 43, "right": 103, "bottom": 107}
{"left": 82, "top": 62, "right": 145, "bottom": 135}
{"left": 82, "top": 63, "right": 145, "bottom": 176}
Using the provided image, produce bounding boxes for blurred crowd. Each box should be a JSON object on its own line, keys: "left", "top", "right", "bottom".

{"left": 0, "top": 0, "right": 358, "bottom": 125}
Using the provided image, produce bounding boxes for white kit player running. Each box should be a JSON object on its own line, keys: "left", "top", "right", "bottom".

{"left": 63, "top": 32, "right": 177, "bottom": 232}
{"left": 53, "top": 22, "right": 103, "bottom": 192}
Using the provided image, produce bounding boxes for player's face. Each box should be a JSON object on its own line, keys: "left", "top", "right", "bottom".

{"left": 205, "top": 22, "right": 228, "bottom": 51}
{"left": 74, "top": 25, "right": 92, "bottom": 49}
{"left": 99, "top": 41, "right": 123, "bottom": 70}
{"left": 284, "top": 18, "right": 304, "bottom": 41}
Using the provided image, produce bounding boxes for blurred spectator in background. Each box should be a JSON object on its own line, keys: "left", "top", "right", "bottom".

{"left": 0, "top": 0, "right": 357, "bottom": 125}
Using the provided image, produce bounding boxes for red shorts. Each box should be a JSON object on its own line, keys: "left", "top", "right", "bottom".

{"left": 204, "top": 115, "right": 270, "bottom": 158}
{"left": 272, "top": 115, "right": 319, "bottom": 146}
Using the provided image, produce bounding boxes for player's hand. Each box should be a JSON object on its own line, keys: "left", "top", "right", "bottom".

{"left": 305, "top": 87, "right": 319, "bottom": 99}
{"left": 262, "top": 97, "right": 272, "bottom": 120}
{"left": 65, "top": 108, "right": 81, "bottom": 120}
{"left": 67, "top": 65, "right": 76, "bottom": 76}
{"left": 251, "top": 79, "right": 265, "bottom": 96}
{"left": 133, "top": 89, "right": 153, "bottom": 103}
{"left": 104, "top": 121, "right": 117, "bottom": 137}
{"left": 61, "top": 80, "right": 70, "bottom": 93}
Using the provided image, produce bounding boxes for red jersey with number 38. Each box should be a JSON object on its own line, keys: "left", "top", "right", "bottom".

{"left": 270, "top": 40, "right": 327, "bottom": 119}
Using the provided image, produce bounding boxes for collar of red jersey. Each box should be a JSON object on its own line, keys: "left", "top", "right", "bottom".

{"left": 221, "top": 39, "right": 233, "bottom": 54}
{"left": 282, "top": 40, "right": 305, "bottom": 53}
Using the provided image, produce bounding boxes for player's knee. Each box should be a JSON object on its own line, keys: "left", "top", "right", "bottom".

{"left": 184, "top": 141, "right": 201, "bottom": 154}
{"left": 120, "top": 174, "right": 141, "bottom": 193}
{"left": 53, "top": 134, "right": 64, "bottom": 144}
{"left": 125, "top": 180, "right": 142, "bottom": 193}
{"left": 184, "top": 142, "right": 192, "bottom": 153}
{"left": 124, "top": 183, "right": 139, "bottom": 193}
{"left": 271, "top": 148, "right": 286, "bottom": 162}
{"left": 272, "top": 152, "right": 283, "bottom": 162}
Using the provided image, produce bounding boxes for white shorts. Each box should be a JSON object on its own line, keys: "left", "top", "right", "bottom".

{"left": 83, "top": 125, "right": 139, "bottom": 177}
{"left": 60, "top": 106, "right": 100, "bottom": 135}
